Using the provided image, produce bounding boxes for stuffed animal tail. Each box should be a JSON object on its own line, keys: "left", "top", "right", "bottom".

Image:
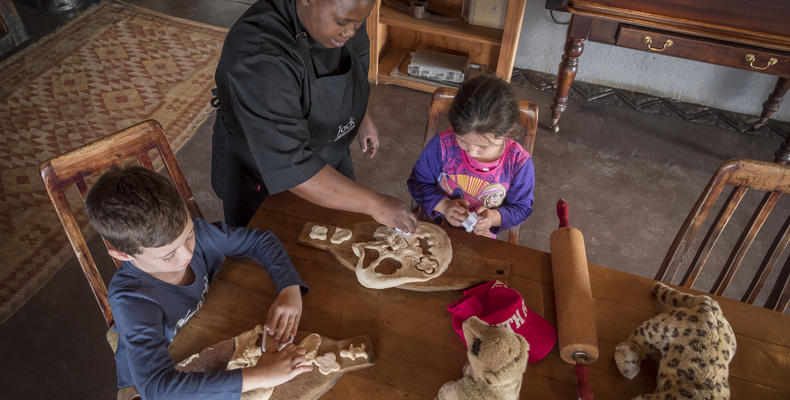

{"left": 653, "top": 282, "right": 716, "bottom": 310}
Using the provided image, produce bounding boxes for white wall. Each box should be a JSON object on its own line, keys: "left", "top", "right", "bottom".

{"left": 513, "top": 1, "right": 790, "bottom": 123}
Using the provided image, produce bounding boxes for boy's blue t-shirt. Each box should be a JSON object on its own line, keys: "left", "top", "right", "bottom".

{"left": 108, "top": 218, "right": 307, "bottom": 400}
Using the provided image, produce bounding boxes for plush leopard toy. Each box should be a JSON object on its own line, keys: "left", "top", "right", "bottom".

{"left": 614, "top": 282, "right": 736, "bottom": 400}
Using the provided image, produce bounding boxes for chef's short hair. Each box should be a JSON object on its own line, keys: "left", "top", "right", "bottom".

{"left": 449, "top": 74, "right": 521, "bottom": 138}
{"left": 85, "top": 166, "right": 188, "bottom": 255}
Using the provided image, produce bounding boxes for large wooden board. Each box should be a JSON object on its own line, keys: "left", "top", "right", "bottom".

{"left": 176, "top": 331, "right": 375, "bottom": 400}
{"left": 297, "top": 221, "right": 512, "bottom": 291}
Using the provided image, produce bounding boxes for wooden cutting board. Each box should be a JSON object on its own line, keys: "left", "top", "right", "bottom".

{"left": 176, "top": 331, "right": 375, "bottom": 400}
{"left": 297, "top": 221, "right": 512, "bottom": 291}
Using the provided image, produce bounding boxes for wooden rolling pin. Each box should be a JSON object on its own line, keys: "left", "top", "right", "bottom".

{"left": 550, "top": 199, "right": 598, "bottom": 400}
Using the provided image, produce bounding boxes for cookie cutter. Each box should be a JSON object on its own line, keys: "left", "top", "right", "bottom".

{"left": 462, "top": 212, "right": 480, "bottom": 233}
{"left": 261, "top": 327, "right": 294, "bottom": 352}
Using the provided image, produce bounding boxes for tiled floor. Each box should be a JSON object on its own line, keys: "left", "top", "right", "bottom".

{"left": 1, "top": 1, "right": 788, "bottom": 399}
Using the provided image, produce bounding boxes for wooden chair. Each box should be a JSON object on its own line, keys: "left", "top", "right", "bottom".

{"left": 655, "top": 158, "right": 790, "bottom": 312}
{"left": 420, "top": 87, "right": 539, "bottom": 244}
{"left": 40, "top": 119, "right": 202, "bottom": 327}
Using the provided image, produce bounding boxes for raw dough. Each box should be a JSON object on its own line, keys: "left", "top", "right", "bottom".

{"left": 330, "top": 228, "right": 353, "bottom": 244}
{"left": 226, "top": 325, "right": 273, "bottom": 400}
{"left": 340, "top": 343, "right": 368, "bottom": 361}
{"left": 176, "top": 353, "right": 200, "bottom": 369}
{"left": 352, "top": 222, "right": 452, "bottom": 289}
{"left": 313, "top": 352, "right": 341, "bottom": 375}
{"left": 309, "top": 225, "right": 328, "bottom": 241}
{"left": 227, "top": 325, "right": 264, "bottom": 370}
{"left": 297, "top": 333, "right": 322, "bottom": 362}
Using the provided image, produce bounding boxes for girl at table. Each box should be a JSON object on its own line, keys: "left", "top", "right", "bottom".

{"left": 407, "top": 74, "right": 535, "bottom": 237}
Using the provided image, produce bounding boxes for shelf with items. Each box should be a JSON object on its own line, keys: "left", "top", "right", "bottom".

{"left": 379, "top": 4, "right": 503, "bottom": 45}
{"left": 367, "top": 0, "right": 527, "bottom": 92}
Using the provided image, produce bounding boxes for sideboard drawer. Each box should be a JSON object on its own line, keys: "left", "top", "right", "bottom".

{"left": 616, "top": 26, "right": 790, "bottom": 76}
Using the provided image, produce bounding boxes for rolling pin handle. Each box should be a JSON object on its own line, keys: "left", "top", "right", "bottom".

{"left": 557, "top": 199, "right": 570, "bottom": 228}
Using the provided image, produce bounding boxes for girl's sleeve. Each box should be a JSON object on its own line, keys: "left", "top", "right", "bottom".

{"left": 494, "top": 157, "right": 535, "bottom": 233}
{"left": 407, "top": 135, "right": 447, "bottom": 219}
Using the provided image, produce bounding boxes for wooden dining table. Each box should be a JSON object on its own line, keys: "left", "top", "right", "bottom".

{"left": 168, "top": 192, "right": 790, "bottom": 399}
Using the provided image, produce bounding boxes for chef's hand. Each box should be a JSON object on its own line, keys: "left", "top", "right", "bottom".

{"left": 264, "top": 285, "right": 302, "bottom": 344}
{"left": 472, "top": 206, "right": 501, "bottom": 236}
{"left": 241, "top": 344, "right": 312, "bottom": 391}
{"left": 435, "top": 198, "right": 470, "bottom": 227}
{"left": 358, "top": 115, "right": 380, "bottom": 159}
{"left": 371, "top": 194, "right": 417, "bottom": 234}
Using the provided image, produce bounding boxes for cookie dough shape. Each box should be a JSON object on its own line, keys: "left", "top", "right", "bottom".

{"left": 330, "top": 228, "right": 353, "bottom": 244}
{"left": 309, "top": 225, "right": 328, "bottom": 241}
{"left": 313, "top": 352, "right": 341, "bottom": 375}
{"left": 352, "top": 222, "right": 452, "bottom": 289}
{"left": 297, "top": 333, "right": 323, "bottom": 362}
{"left": 340, "top": 343, "right": 368, "bottom": 361}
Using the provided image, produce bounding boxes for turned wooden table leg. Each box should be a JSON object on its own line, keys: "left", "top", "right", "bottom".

{"left": 551, "top": 15, "right": 592, "bottom": 133}
{"left": 756, "top": 77, "right": 790, "bottom": 129}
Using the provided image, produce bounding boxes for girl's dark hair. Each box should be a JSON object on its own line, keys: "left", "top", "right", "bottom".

{"left": 84, "top": 166, "right": 188, "bottom": 256}
{"left": 449, "top": 74, "right": 520, "bottom": 137}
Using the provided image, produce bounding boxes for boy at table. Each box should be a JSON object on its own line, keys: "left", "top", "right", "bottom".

{"left": 84, "top": 166, "right": 312, "bottom": 400}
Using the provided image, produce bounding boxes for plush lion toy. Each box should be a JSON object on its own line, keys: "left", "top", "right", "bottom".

{"left": 436, "top": 316, "right": 529, "bottom": 400}
{"left": 615, "top": 282, "right": 736, "bottom": 400}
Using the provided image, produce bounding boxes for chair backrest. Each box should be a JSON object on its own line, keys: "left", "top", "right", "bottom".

{"left": 40, "top": 120, "right": 202, "bottom": 326}
{"left": 421, "top": 87, "right": 539, "bottom": 244}
{"left": 655, "top": 158, "right": 790, "bottom": 312}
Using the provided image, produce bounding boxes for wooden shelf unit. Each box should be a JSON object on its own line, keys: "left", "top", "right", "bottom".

{"left": 367, "top": 0, "right": 527, "bottom": 92}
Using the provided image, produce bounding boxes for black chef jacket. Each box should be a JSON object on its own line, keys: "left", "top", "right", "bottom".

{"left": 211, "top": 0, "right": 371, "bottom": 226}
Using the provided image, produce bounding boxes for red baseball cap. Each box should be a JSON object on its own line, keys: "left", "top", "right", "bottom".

{"left": 447, "top": 280, "right": 557, "bottom": 364}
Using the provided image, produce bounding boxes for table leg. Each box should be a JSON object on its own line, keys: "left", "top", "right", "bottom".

{"left": 756, "top": 77, "right": 790, "bottom": 129}
{"left": 551, "top": 15, "right": 592, "bottom": 133}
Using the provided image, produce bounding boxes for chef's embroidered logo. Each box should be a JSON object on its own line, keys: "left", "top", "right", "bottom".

{"left": 335, "top": 116, "right": 355, "bottom": 141}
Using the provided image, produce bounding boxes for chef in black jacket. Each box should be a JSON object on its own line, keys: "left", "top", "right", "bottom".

{"left": 212, "top": 0, "right": 417, "bottom": 232}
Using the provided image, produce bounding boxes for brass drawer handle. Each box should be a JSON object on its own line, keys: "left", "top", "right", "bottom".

{"left": 643, "top": 36, "right": 673, "bottom": 52}
{"left": 745, "top": 54, "right": 778, "bottom": 70}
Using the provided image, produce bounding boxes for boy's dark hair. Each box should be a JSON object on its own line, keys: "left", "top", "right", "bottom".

{"left": 84, "top": 166, "right": 188, "bottom": 256}
{"left": 449, "top": 74, "right": 520, "bottom": 137}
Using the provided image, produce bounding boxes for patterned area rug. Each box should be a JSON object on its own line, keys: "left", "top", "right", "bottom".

{"left": 0, "top": 1, "right": 227, "bottom": 324}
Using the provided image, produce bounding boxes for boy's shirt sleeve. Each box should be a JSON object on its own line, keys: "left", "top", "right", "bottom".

{"left": 494, "top": 157, "right": 535, "bottom": 233}
{"left": 407, "top": 135, "right": 447, "bottom": 218}
{"left": 198, "top": 219, "right": 307, "bottom": 294}
{"left": 112, "top": 295, "right": 242, "bottom": 400}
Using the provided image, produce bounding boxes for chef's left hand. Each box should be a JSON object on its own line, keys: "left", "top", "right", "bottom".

{"left": 358, "top": 115, "right": 380, "bottom": 159}
{"left": 265, "top": 285, "right": 302, "bottom": 344}
{"left": 473, "top": 206, "right": 501, "bottom": 237}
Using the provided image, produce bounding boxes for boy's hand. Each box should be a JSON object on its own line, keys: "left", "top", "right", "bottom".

{"left": 435, "top": 198, "right": 470, "bottom": 227}
{"left": 241, "top": 344, "right": 312, "bottom": 391}
{"left": 472, "top": 207, "right": 501, "bottom": 236}
{"left": 265, "top": 285, "right": 302, "bottom": 344}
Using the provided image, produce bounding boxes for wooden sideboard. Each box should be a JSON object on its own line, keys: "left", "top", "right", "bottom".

{"left": 547, "top": 0, "right": 790, "bottom": 161}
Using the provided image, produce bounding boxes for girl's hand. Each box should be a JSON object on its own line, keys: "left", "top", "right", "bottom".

{"left": 436, "top": 198, "right": 470, "bottom": 227}
{"left": 473, "top": 207, "right": 501, "bottom": 236}
{"left": 241, "top": 344, "right": 312, "bottom": 391}
{"left": 265, "top": 285, "right": 302, "bottom": 344}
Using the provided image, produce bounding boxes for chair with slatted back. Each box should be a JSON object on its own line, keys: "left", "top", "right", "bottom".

{"left": 41, "top": 119, "right": 199, "bottom": 400}
{"left": 40, "top": 119, "right": 202, "bottom": 326}
{"left": 655, "top": 158, "right": 790, "bottom": 312}
{"left": 419, "top": 87, "right": 538, "bottom": 244}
